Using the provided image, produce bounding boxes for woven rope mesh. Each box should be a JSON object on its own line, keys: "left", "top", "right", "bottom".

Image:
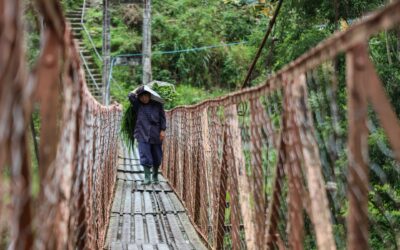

{"left": 0, "top": 0, "right": 121, "bottom": 248}
{"left": 161, "top": 5, "right": 400, "bottom": 249}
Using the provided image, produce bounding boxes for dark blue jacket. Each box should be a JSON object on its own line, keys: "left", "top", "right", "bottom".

{"left": 128, "top": 93, "right": 167, "bottom": 144}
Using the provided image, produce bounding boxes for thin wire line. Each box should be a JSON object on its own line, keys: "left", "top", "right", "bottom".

{"left": 114, "top": 41, "right": 248, "bottom": 58}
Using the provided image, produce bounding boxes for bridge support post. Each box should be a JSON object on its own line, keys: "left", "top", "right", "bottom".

{"left": 200, "top": 108, "right": 212, "bottom": 236}
{"left": 292, "top": 74, "right": 336, "bottom": 250}
{"left": 142, "top": 0, "right": 152, "bottom": 84}
{"left": 284, "top": 79, "right": 305, "bottom": 250}
{"left": 249, "top": 98, "right": 268, "bottom": 248}
{"left": 265, "top": 132, "right": 286, "bottom": 249}
{"left": 346, "top": 43, "right": 370, "bottom": 250}
{"left": 212, "top": 125, "right": 228, "bottom": 250}
{"left": 102, "top": 0, "right": 111, "bottom": 105}
{"left": 224, "top": 104, "right": 257, "bottom": 249}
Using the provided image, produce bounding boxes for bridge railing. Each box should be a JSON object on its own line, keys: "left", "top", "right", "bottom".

{"left": 0, "top": 0, "right": 121, "bottom": 249}
{"left": 162, "top": 1, "right": 400, "bottom": 249}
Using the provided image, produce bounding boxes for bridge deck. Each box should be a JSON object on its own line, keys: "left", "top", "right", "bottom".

{"left": 104, "top": 144, "right": 206, "bottom": 250}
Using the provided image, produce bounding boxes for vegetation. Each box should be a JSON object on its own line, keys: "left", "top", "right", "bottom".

{"left": 17, "top": 0, "right": 400, "bottom": 249}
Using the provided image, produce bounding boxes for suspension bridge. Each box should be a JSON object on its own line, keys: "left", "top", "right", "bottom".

{"left": 1, "top": 0, "right": 400, "bottom": 249}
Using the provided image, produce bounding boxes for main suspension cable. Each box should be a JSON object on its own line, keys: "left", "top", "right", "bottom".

{"left": 240, "top": 0, "right": 284, "bottom": 89}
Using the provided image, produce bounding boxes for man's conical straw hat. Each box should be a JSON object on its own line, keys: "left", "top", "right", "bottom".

{"left": 132, "top": 84, "right": 164, "bottom": 104}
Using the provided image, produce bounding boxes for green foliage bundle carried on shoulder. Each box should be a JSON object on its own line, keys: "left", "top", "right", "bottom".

{"left": 121, "top": 103, "right": 137, "bottom": 153}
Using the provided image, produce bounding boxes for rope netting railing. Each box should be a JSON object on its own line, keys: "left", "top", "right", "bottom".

{"left": 0, "top": 0, "right": 121, "bottom": 249}
{"left": 162, "top": 1, "right": 400, "bottom": 249}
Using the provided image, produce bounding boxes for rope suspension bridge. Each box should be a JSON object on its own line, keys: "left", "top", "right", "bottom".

{"left": 1, "top": 0, "right": 400, "bottom": 249}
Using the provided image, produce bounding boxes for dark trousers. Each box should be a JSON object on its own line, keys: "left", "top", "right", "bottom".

{"left": 138, "top": 142, "right": 163, "bottom": 168}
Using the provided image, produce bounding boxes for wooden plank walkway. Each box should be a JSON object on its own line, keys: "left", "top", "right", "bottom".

{"left": 104, "top": 143, "right": 207, "bottom": 250}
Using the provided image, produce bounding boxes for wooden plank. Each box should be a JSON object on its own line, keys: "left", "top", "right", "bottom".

{"left": 152, "top": 183, "right": 162, "bottom": 191}
{"left": 122, "top": 151, "right": 129, "bottom": 171}
{"left": 127, "top": 244, "right": 140, "bottom": 250}
{"left": 123, "top": 182, "right": 132, "bottom": 214}
{"left": 133, "top": 162, "right": 142, "bottom": 172}
{"left": 177, "top": 213, "right": 207, "bottom": 250}
{"left": 142, "top": 244, "right": 154, "bottom": 250}
{"left": 144, "top": 192, "right": 154, "bottom": 213}
{"left": 158, "top": 175, "right": 166, "bottom": 182}
{"left": 159, "top": 192, "right": 173, "bottom": 212}
{"left": 154, "top": 214, "right": 167, "bottom": 244}
{"left": 112, "top": 180, "right": 124, "bottom": 213}
{"left": 117, "top": 167, "right": 126, "bottom": 172}
{"left": 118, "top": 155, "right": 125, "bottom": 166}
{"left": 136, "top": 182, "right": 148, "bottom": 192}
{"left": 125, "top": 172, "right": 133, "bottom": 181}
{"left": 134, "top": 214, "right": 145, "bottom": 244}
{"left": 117, "top": 172, "right": 125, "bottom": 180}
{"left": 166, "top": 214, "right": 186, "bottom": 244}
{"left": 127, "top": 160, "right": 134, "bottom": 172}
{"left": 137, "top": 187, "right": 169, "bottom": 193}
{"left": 175, "top": 243, "right": 192, "bottom": 250}
{"left": 156, "top": 244, "right": 170, "bottom": 250}
{"left": 167, "top": 193, "right": 185, "bottom": 212}
{"left": 106, "top": 216, "right": 119, "bottom": 246}
{"left": 146, "top": 214, "right": 159, "bottom": 244}
{"left": 110, "top": 242, "right": 123, "bottom": 250}
{"left": 135, "top": 173, "right": 143, "bottom": 181}
{"left": 121, "top": 214, "right": 132, "bottom": 242}
{"left": 134, "top": 192, "right": 142, "bottom": 214}
{"left": 160, "top": 182, "right": 172, "bottom": 192}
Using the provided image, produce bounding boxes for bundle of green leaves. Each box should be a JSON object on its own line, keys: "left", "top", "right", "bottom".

{"left": 120, "top": 104, "right": 137, "bottom": 153}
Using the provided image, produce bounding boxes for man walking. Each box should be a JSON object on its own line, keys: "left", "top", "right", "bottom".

{"left": 128, "top": 86, "right": 166, "bottom": 184}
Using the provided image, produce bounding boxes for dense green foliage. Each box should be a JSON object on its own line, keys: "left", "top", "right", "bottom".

{"left": 81, "top": 0, "right": 390, "bottom": 105}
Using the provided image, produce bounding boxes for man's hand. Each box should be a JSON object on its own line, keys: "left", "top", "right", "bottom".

{"left": 129, "top": 91, "right": 137, "bottom": 98}
{"left": 160, "top": 130, "right": 166, "bottom": 141}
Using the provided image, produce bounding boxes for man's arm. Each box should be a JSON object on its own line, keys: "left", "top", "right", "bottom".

{"left": 160, "top": 105, "right": 167, "bottom": 131}
{"left": 159, "top": 105, "right": 167, "bottom": 141}
{"left": 128, "top": 92, "right": 140, "bottom": 111}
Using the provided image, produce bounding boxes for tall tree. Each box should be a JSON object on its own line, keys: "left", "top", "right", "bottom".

{"left": 102, "top": 0, "right": 111, "bottom": 104}
{"left": 142, "top": 0, "right": 152, "bottom": 84}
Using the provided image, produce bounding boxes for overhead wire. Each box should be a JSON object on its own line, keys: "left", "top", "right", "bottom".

{"left": 113, "top": 41, "right": 248, "bottom": 58}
